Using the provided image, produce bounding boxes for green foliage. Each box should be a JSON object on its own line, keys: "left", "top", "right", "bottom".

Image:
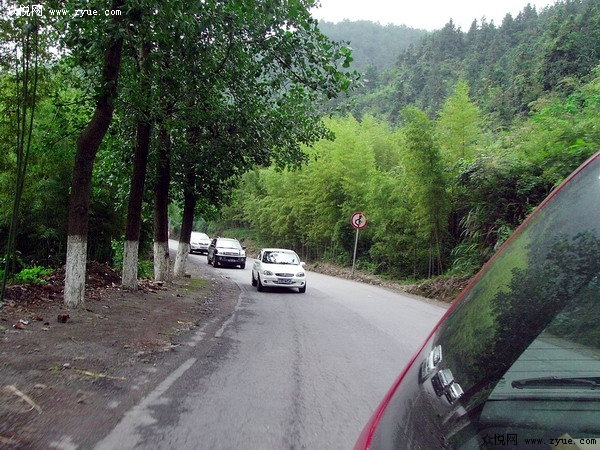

{"left": 369, "top": 188, "right": 423, "bottom": 275}
{"left": 449, "top": 156, "right": 549, "bottom": 272}
{"left": 226, "top": 114, "right": 448, "bottom": 278}
{"left": 12, "top": 266, "right": 53, "bottom": 284}
{"left": 338, "top": 0, "right": 600, "bottom": 127}
{"left": 225, "top": 116, "right": 380, "bottom": 261}
{"left": 436, "top": 80, "right": 484, "bottom": 162}
{"left": 223, "top": 64, "right": 600, "bottom": 281}
{"left": 137, "top": 260, "right": 153, "bottom": 280}
{"left": 402, "top": 106, "right": 448, "bottom": 276}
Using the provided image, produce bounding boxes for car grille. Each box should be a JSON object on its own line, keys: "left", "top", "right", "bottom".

{"left": 275, "top": 273, "right": 294, "bottom": 277}
{"left": 221, "top": 251, "right": 240, "bottom": 256}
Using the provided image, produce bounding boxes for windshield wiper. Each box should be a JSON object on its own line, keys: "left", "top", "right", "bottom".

{"left": 512, "top": 376, "right": 600, "bottom": 390}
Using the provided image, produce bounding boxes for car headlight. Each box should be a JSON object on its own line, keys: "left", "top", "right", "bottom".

{"left": 263, "top": 270, "right": 274, "bottom": 276}
{"left": 296, "top": 272, "right": 305, "bottom": 277}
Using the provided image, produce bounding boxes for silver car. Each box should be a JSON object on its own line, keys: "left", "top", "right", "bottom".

{"left": 190, "top": 232, "right": 211, "bottom": 254}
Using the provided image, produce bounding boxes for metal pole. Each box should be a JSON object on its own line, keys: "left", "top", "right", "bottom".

{"left": 352, "top": 227, "right": 359, "bottom": 277}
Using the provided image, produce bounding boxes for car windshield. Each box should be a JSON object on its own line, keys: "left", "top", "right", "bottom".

{"left": 371, "top": 154, "right": 600, "bottom": 448}
{"left": 434, "top": 154, "right": 600, "bottom": 444}
{"left": 262, "top": 251, "right": 299, "bottom": 265}
{"left": 217, "top": 240, "right": 241, "bottom": 249}
{"left": 191, "top": 232, "right": 208, "bottom": 240}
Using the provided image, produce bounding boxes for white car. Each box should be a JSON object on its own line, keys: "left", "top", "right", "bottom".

{"left": 252, "top": 248, "right": 306, "bottom": 293}
{"left": 190, "top": 232, "right": 211, "bottom": 254}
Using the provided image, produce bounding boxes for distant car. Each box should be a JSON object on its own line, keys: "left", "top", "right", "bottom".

{"left": 355, "top": 152, "right": 600, "bottom": 449}
{"left": 252, "top": 248, "right": 306, "bottom": 293}
{"left": 190, "top": 232, "right": 211, "bottom": 255}
{"left": 207, "top": 237, "right": 246, "bottom": 269}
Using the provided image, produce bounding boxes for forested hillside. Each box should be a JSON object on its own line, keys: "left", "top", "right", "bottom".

{"left": 221, "top": 0, "right": 600, "bottom": 281}
{"left": 341, "top": 0, "right": 600, "bottom": 126}
{"left": 316, "top": 20, "right": 428, "bottom": 73}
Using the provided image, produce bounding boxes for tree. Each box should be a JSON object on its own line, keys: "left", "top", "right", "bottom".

{"left": 0, "top": 7, "right": 42, "bottom": 302}
{"left": 402, "top": 106, "right": 447, "bottom": 277}
{"left": 121, "top": 40, "right": 152, "bottom": 289}
{"left": 152, "top": 83, "right": 173, "bottom": 282}
{"left": 64, "top": 0, "right": 125, "bottom": 307}
{"left": 436, "top": 79, "right": 483, "bottom": 162}
{"left": 158, "top": 0, "right": 358, "bottom": 278}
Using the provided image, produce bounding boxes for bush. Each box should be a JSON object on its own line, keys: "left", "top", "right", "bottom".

{"left": 137, "top": 260, "right": 153, "bottom": 279}
{"left": 12, "top": 266, "right": 53, "bottom": 284}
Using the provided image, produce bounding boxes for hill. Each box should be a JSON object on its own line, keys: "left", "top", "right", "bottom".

{"left": 317, "top": 20, "right": 428, "bottom": 73}
{"left": 320, "top": 0, "right": 600, "bottom": 126}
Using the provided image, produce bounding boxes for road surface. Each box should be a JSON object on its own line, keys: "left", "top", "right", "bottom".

{"left": 95, "top": 251, "right": 447, "bottom": 449}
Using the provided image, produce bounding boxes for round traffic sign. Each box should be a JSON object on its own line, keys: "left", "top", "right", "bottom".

{"left": 351, "top": 212, "right": 368, "bottom": 230}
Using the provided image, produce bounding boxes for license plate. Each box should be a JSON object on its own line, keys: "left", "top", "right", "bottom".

{"left": 277, "top": 278, "right": 293, "bottom": 284}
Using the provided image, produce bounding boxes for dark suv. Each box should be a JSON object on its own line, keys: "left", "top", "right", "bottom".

{"left": 356, "top": 152, "right": 600, "bottom": 449}
{"left": 207, "top": 237, "right": 246, "bottom": 269}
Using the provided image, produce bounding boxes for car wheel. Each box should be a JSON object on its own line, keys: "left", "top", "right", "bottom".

{"left": 299, "top": 285, "right": 306, "bottom": 293}
{"left": 251, "top": 273, "right": 257, "bottom": 286}
{"left": 240, "top": 263, "right": 246, "bottom": 269}
{"left": 257, "top": 276, "right": 264, "bottom": 292}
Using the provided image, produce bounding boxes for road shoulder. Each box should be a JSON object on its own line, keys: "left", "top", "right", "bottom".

{"left": 0, "top": 260, "right": 239, "bottom": 449}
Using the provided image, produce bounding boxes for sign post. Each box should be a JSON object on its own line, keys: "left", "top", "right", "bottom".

{"left": 350, "top": 212, "right": 368, "bottom": 277}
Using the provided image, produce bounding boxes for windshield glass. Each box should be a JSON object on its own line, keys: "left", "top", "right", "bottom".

{"left": 262, "top": 251, "right": 299, "bottom": 265}
{"left": 371, "top": 154, "right": 600, "bottom": 449}
{"left": 217, "top": 239, "right": 241, "bottom": 249}
{"left": 435, "top": 154, "right": 600, "bottom": 445}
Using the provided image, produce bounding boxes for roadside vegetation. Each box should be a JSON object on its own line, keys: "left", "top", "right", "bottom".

{"left": 2, "top": 0, "right": 600, "bottom": 303}
{"left": 215, "top": 67, "right": 600, "bottom": 282}
{"left": 212, "top": 0, "right": 600, "bottom": 285}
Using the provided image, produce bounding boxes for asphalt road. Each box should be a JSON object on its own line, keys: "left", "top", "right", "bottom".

{"left": 95, "top": 252, "right": 447, "bottom": 450}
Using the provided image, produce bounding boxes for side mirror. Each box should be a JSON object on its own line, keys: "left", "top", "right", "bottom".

{"left": 300, "top": 261, "right": 305, "bottom": 267}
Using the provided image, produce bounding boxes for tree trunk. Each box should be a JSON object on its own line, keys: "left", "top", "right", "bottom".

{"left": 173, "top": 181, "right": 197, "bottom": 278}
{"left": 153, "top": 119, "right": 171, "bottom": 282}
{"left": 122, "top": 120, "right": 151, "bottom": 289}
{"left": 122, "top": 43, "right": 152, "bottom": 290}
{"left": 64, "top": 4, "right": 124, "bottom": 307}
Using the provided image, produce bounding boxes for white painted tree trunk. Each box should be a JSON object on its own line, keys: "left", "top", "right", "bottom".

{"left": 173, "top": 242, "right": 190, "bottom": 278}
{"left": 64, "top": 235, "right": 87, "bottom": 308}
{"left": 121, "top": 240, "right": 139, "bottom": 290}
{"left": 153, "top": 241, "right": 170, "bottom": 282}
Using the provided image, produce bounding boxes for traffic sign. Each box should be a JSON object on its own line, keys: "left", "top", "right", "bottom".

{"left": 351, "top": 212, "right": 368, "bottom": 230}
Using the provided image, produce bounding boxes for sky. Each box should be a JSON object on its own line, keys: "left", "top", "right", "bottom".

{"left": 311, "top": 0, "right": 557, "bottom": 31}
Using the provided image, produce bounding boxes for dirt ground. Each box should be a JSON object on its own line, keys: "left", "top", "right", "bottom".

{"left": 0, "top": 260, "right": 239, "bottom": 449}
{"left": 306, "top": 261, "right": 470, "bottom": 303}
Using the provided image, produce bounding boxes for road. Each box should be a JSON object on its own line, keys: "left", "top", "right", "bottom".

{"left": 95, "top": 251, "right": 447, "bottom": 450}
